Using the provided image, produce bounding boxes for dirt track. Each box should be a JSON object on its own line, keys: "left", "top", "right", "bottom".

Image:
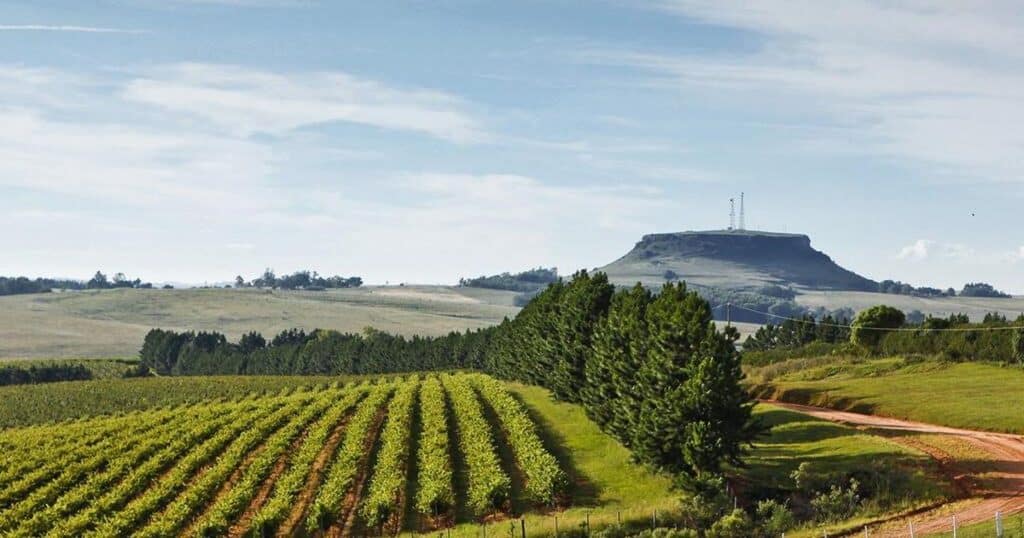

{"left": 767, "top": 401, "right": 1024, "bottom": 536}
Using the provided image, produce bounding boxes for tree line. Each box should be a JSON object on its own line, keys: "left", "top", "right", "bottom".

{"left": 237, "top": 269, "right": 363, "bottom": 290}
{"left": 744, "top": 305, "right": 1024, "bottom": 364}
{"left": 458, "top": 267, "right": 558, "bottom": 293}
{"left": 877, "top": 279, "right": 1011, "bottom": 298}
{"left": 138, "top": 270, "right": 759, "bottom": 488}
{"left": 0, "top": 363, "right": 93, "bottom": 386}
{"left": 0, "top": 271, "right": 156, "bottom": 296}
{"left": 137, "top": 326, "right": 491, "bottom": 377}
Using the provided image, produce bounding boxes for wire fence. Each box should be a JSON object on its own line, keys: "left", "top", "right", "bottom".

{"left": 394, "top": 507, "right": 1024, "bottom": 538}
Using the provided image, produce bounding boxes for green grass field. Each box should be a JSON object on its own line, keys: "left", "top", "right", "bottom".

{"left": 752, "top": 359, "right": 1024, "bottom": 434}
{"left": 744, "top": 404, "right": 949, "bottom": 537}
{"left": 0, "top": 286, "right": 520, "bottom": 360}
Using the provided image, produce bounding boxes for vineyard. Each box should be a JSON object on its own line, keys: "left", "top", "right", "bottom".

{"left": 0, "top": 373, "right": 595, "bottom": 537}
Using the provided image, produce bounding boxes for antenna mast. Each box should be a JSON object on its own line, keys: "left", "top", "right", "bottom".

{"left": 739, "top": 192, "right": 745, "bottom": 230}
{"left": 728, "top": 198, "right": 735, "bottom": 231}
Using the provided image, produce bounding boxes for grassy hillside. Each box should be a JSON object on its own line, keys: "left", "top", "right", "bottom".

{"left": 752, "top": 358, "right": 1024, "bottom": 434}
{"left": 744, "top": 405, "right": 949, "bottom": 537}
{"left": 0, "top": 286, "right": 519, "bottom": 360}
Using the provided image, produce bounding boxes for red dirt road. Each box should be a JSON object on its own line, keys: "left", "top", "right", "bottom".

{"left": 766, "top": 401, "right": 1024, "bottom": 537}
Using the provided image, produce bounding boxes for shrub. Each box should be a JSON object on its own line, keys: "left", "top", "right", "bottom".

{"left": 851, "top": 305, "right": 905, "bottom": 349}
{"left": 706, "top": 509, "right": 754, "bottom": 538}
{"left": 810, "top": 479, "right": 861, "bottom": 522}
{"left": 753, "top": 499, "right": 796, "bottom": 537}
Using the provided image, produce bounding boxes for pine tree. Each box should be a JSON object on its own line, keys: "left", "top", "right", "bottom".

{"left": 551, "top": 271, "right": 614, "bottom": 402}
{"left": 629, "top": 282, "right": 760, "bottom": 478}
{"left": 583, "top": 284, "right": 651, "bottom": 435}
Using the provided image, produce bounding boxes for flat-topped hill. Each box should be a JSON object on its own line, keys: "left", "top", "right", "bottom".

{"left": 600, "top": 229, "right": 878, "bottom": 291}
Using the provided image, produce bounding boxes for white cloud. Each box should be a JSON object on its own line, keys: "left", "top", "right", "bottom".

{"left": 897, "top": 239, "right": 975, "bottom": 262}
{"left": 0, "top": 25, "right": 145, "bottom": 33}
{"left": 123, "top": 63, "right": 487, "bottom": 143}
{"left": 588, "top": 1, "right": 1024, "bottom": 183}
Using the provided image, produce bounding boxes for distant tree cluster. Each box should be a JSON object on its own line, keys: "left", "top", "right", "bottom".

{"left": 877, "top": 280, "right": 954, "bottom": 297}
{"left": 86, "top": 271, "right": 153, "bottom": 290}
{"left": 744, "top": 314, "right": 852, "bottom": 352}
{"left": 0, "top": 276, "right": 83, "bottom": 296}
{"left": 960, "top": 282, "right": 1012, "bottom": 298}
{"left": 0, "top": 363, "right": 93, "bottom": 386}
{"left": 137, "top": 326, "right": 490, "bottom": 377}
{"left": 459, "top": 267, "right": 558, "bottom": 292}
{"left": 876, "top": 280, "right": 1013, "bottom": 299}
{"left": 236, "top": 269, "right": 363, "bottom": 290}
{"left": 0, "top": 271, "right": 153, "bottom": 296}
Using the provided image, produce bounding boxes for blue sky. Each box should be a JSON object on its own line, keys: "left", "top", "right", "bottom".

{"left": 2, "top": 1, "right": 1023, "bottom": 292}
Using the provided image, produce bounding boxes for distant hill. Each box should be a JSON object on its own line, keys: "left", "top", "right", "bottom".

{"left": 600, "top": 230, "right": 877, "bottom": 292}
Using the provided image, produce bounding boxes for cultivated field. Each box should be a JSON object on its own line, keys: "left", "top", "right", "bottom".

{"left": 0, "top": 372, "right": 680, "bottom": 537}
{"left": 0, "top": 286, "right": 519, "bottom": 360}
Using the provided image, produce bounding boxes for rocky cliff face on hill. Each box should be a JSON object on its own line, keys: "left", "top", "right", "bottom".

{"left": 600, "top": 230, "right": 877, "bottom": 292}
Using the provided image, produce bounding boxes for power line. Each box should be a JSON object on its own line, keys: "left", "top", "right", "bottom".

{"left": 726, "top": 303, "right": 1024, "bottom": 332}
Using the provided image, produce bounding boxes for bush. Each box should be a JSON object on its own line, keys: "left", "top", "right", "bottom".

{"left": 753, "top": 499, "right": 795, "bottom": 537}
{"left": 810, "top": 479, "right": 861, "bottom": 522}
{"left": 851, "top": 305, "right": 905, "bottom": 350}
{"left": 706, "top": 509, "right": 754, "bottom": 538}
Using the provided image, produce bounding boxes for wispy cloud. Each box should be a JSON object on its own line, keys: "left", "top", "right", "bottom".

{"left": 123, "top": 63, "right": 487, "bottom": 143}
{"left": 897, "top": 239, "right": 976, "bottom": 263}
{"left": 0, "top": 25, "right": 145, "bottom": 34}
{"left": 586, "top": 1, "right": 1024, "bottom": 184}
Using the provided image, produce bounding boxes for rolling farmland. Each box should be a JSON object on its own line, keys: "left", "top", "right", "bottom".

{"left": 0, "top": 373, "right": 660, "bottom": 537}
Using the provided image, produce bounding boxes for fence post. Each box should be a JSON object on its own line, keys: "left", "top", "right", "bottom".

{"left": 616, "top": 510, "right": 621, "bottom": 526}
{"left": 652, "top": 509, "right": 657, "bottom": 529}
{"left": 996, "top": 511, "right": 1003, "bottom": 538}
{"left": 908, "top": 520, "right": 915, "bottom": 538}
{"left": 863, "top": 525, "right": 868, "bottom": 537}
{"left": 554, "top": 516, "right": 558, "bottom": 536}
{"left": 586, "top": 512, "right": 590, "bottom": 536}
{"left": 521, "top": 518, "right": 526, "bottom": 538}
{"left": 952, "top": 514, "right": 957, "bottom": 538}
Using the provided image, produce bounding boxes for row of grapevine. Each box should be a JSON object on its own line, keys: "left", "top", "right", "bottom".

{"left": 414, "top": 375, "right": 455, "bottom": 517}
{"left": 132, "top": 393, "right": 316, "bottom": 538}
{"left": 305, "top": 381, "right": 396, "bottom": 533}
{"left": 0, "top": 410, "right": 156, "bottom": 485}
{"left": 87, "top": 400, "right": 281, "bottom": 538}
{"left": 43, "top": 401, "right": 263, "bottom": 537}
{"left": 190, "top": 386, "right": 354, "bottom": 537}
{"left": 4, "top": 407, "right": 248, "bottom": 537}
{"left": 248, "top": 388, "right": 368, "bottom": 536}
{"left": 440, "top": 373, "right": 511, "bottom": 515}
{"left": 0, "top": 373, "right": 571, "bottom": 535}
{"left": 360, "top": 376, "right": 420, "bottom": 528}
{"left": 0, "top": 408, "right": 202, "bottom": 535}
{"left": 0, "top": 407, "right": 182, "bottom": 509}
{"left": 469, "top": 374, "right": 568, "bottom": 504}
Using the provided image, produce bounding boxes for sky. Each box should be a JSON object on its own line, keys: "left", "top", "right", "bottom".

{"left": 2, "top": 1, "right": 1023, "bottom": 292}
